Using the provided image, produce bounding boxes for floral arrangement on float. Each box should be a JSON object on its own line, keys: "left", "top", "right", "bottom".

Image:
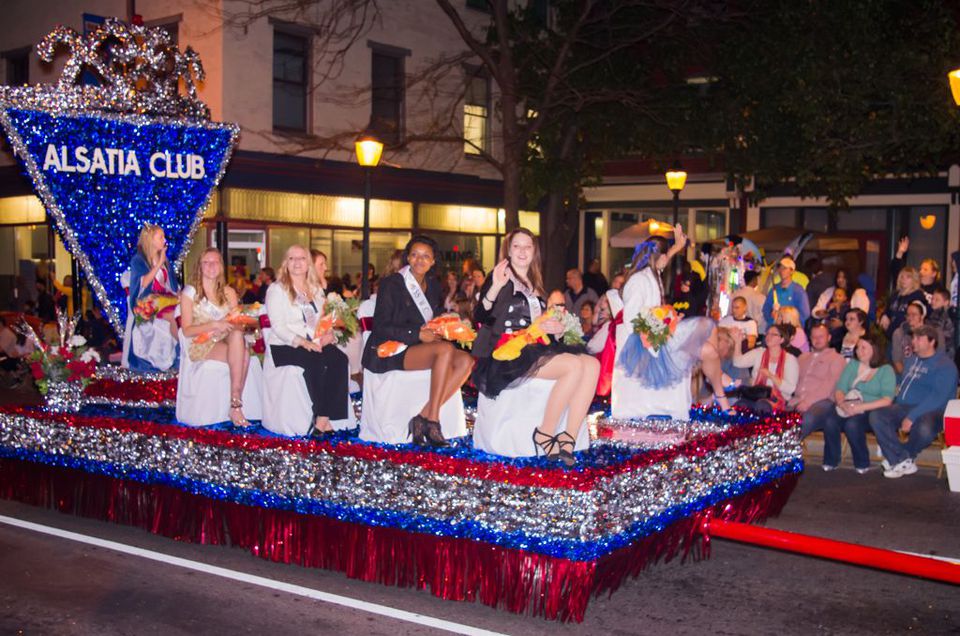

{"left": 492, "top": 306, "right": 584, "bottom": 361}
{"left": 315, "top": 293, "right": 360, "bottom": 346}
{"left": 17, "top": 312, "right": 100, "bottom": 410}
{"left": 631, "top": 304, "right": 679, "bottom": 352}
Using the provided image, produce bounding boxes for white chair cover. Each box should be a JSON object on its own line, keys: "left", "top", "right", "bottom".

{"left": 175, "top": 331, "right": 263, "bottom": 427}
{"left": 261, "top": 327, "right": 357, "bottom": 436}
{"left": 356, "top": 296, "right": 467, "bottom": 445}
{"left": 473, "top": 378, "right": 590, "bottom": 457}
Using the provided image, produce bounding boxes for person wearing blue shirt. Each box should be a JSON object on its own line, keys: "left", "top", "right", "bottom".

{"left": 763, "top": 257, "right": 811, "bottom": 329}
{"left": 868, "top": 324, "right": 958, "bottom": 478}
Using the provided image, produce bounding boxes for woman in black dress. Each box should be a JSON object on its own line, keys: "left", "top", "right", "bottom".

{"left": 473, "top": 228, "right": 600, "bottom": 466}
{"left": 361, "top": 235, "right": 474, "bottom": 447}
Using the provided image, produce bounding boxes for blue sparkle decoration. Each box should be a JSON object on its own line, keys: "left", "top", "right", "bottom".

{"left": 0, "top": 107, "right": 237, "bottom": 334}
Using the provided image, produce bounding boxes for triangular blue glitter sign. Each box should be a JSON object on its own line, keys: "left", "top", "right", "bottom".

{"left": 0, "top": 108, "right": 236, "bottom": 334}
{"left": 0, "top": 18, "right": 238, "bottom": 336}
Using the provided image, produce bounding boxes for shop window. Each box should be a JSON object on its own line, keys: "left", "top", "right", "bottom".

{"left": 835, "top": 208, "right": 888, "bottom": 231}
{"left": 273, "top": 30, "right": 309, "bottom": 132}
{"left": 2, "top": 47, "right": 29, "bottom": 86}
{"left": 464, "top": 68, "right": 489, "bottom": 155}
{"left": 905, "top": 206, "right": 947, "bottom": 271}
{"left": 370, "top": 44, "right": 407, "bottom": 145}
{"left": 695, "top": 210, "right": 725, "bottom": 243}
{"left": 802, "top": 208, "right": 828, "bottom": 233}
{"left": 761, "top": 208, "right": 797, "bottom": 228}
{"left": 268, "top": 227, "right": 311, "bottom": 268}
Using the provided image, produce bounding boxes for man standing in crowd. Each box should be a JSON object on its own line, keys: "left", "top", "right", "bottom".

{"left": 35, "top": 280, "right": 56, "bottom": 322}
{"left": 733, "top": 270, "right": 767, "bottom": 331}
{"left": 794, "top": 323, "right": 847, "bottom": 431}
{"left": 869, "top": 325, "right": 958, "bottom": 478}
{"left": 804, "top": 258, "right": 831, "bottom": 311}
{"left": 763, "top": 257, "right": 810, "bottom": 329}
{"left": 255, "top": 267, "right": 275, "bottom": 304}
{"left": 564, "top": 268, "right": 599, "bottom": 316}
{"left": 583, "top": 258, "right": 610, "bottom": 296}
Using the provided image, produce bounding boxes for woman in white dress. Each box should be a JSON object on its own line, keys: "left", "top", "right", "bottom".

{"left": 179, "top": 248, "right": 252, "bottom": 426}
{"left": 613, "top": 225, "right": 731, "bottom": 419}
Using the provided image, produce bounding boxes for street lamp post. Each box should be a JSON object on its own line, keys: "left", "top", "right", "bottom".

{"left": 665, "top": 164, "right": 688, "bottom": 291}
{"left": 355, "top": 132, "right": 384, "bottom": 299}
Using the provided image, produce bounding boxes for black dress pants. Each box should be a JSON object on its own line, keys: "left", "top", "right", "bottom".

{"left": 271, "top": 344, "right": 349, "bottom": 420}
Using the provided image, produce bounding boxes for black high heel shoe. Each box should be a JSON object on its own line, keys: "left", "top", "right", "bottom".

{"left": 408, "top": 415, "right": 426, "bottom": 446}
{"left": 532, "top": 427, "right": 559, "bottom": 459}
{"left": 423, "top": 419, "right": 450, "bottom": 448}
{"left": 554, "top": 431, "right": 577, "bottom": 468}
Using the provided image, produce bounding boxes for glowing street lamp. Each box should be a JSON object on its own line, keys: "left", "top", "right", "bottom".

{"left": 355, "top": 132, "right": 384, "bottom": 299}
{"left": 949, "top": 68, "right": 960, "bottom": 106}
{"left": 665, "top": 164, "right": 688, "bottom": 277}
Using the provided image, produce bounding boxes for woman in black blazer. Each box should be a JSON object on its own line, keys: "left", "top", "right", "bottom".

{"left": 361, "top": 235, "right": 474, "bottom": 447}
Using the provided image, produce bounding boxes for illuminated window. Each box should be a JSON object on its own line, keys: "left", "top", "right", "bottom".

{"left": 464, "top": 69, "right": 489, "bottom": 155}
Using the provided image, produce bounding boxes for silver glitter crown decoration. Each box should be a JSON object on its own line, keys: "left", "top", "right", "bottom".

{"left": 3, "top": 19, "right": 209, "bottom": 121}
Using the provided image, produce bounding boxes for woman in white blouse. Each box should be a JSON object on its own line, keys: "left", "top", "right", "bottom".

{"left": 266, "top": 244, "right": 349, "bottom": 434}
{"left": 731, "top": 323, "right": 799, "bottom": 413}
{"left": 180, "top": 248, "right": 252, "bottom": 426}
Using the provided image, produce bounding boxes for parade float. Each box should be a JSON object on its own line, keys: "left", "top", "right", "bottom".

{"left": 0, "top": 18, "right": 814, "bottom": 623}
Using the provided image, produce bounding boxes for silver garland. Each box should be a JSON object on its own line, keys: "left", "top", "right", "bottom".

{"left": 0, "top": 18, "right": 240, "bottom": 336}
{"left": 41, "top": 381, "right": 85, "bottom": 413}
{"left": 0, "top": 411, "right": 801, "bottom": 549}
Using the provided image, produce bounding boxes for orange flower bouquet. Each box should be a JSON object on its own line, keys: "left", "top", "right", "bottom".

{"left": 132, "top": 293, "right": 179, "bottom": 324}
{"left": 424, "top": 313, "right": 476, "bottom": 348}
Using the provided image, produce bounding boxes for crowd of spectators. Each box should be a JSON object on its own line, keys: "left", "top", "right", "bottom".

{"left": 714, "top": 241, "right": 960, "bottom": 479}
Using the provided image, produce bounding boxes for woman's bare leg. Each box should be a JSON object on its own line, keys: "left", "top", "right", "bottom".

{"left": 699, "top": 328, "right": 730, "bottom": 410}
{"left": 403, "top": 341, "right": 457, "bottom": 422}
{"left": 532, "top": 353, "right": 583, "bottom": 435}
{"left": 562, "top": 354, "right": 600, "bottom": 439}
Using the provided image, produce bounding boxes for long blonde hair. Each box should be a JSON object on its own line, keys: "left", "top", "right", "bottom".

{"left": 277, "top": 244, "right": 322, "bottom": 302}
{"left": 137, "top": 223, "right": 164, "bottom": 268}
{"left": 897, "top": 266, "right": 920, "bottom": 294}
{"left": 500, "top": 228, "right": 545, "bottom": 297}
{"left": 192, "top": 247, "right": 228, "bottom": 307}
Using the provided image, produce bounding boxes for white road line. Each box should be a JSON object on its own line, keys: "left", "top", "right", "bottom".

{"left": 0, "top": 514, "right": 509, "bottom": 636}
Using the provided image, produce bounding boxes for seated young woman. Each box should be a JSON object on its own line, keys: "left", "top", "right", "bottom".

{"left": 266, "top": 244, "right": 349, "bottom": 435}
{"left": 360, "top": 235, "right": 474, "bottom": 447}
{"left": 179, "top": 248, "right": 254, "bottom": 426}
{"left": 472, "top": 228, "right": 600, "bottom": 467}
{"left": 614, "top": 225, "right": 731, "bottom": 419}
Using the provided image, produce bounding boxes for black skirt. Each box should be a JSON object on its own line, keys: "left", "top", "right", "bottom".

{"left": 472, "top": 339, "right": 586, "bottom": 398}
{"left": 271, "top": 344, "right": 349, "bottom": 420}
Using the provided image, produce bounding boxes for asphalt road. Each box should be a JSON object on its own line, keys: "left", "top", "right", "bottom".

{"left": 0, "top": 466, "right": 957, "bottom": 635}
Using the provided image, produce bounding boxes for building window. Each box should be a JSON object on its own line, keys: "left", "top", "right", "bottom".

{"left": 466, "top": 0, "right": 491, "bottom": 12}
{"left": 370, "top": 47, "right": 406, "bottom": 145}
{"left": 464, "top": 68, "right": 489, "bottom": 155}
{"left": 2, "top": 48, "right": 29, "bottom": 86}
{"left": 273, "top": 30, "right": 309, "bottom": 132}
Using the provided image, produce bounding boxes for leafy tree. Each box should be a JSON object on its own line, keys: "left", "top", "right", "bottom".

{"left": 700, "top": 0, "right": 960, "bottom": 206}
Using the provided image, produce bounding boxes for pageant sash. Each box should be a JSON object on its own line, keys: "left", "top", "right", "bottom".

{"left": 400, "top": 266, "right": 434, "bottom": 323}
{"left": 510, "top": 273, "right": 542, "bottom": 322}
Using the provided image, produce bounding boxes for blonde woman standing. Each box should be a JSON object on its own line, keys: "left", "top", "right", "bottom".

{"left": 266, "top": 245, "right": 349, "bottom": 434}
{"left": 180, "top": 248, "right": 252, "bottom": 426}
{"left": 124, "top": 223, "right": 180, "bottom": 371}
